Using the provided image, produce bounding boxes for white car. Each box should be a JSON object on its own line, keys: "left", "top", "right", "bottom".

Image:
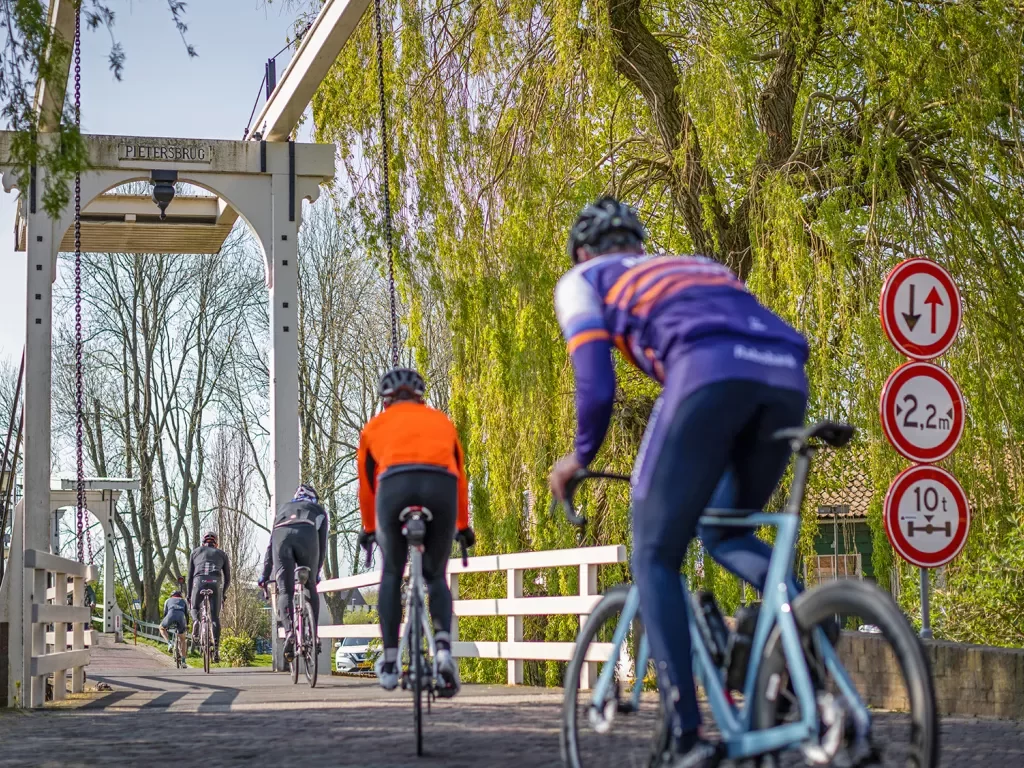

{"left": 335, "top": 637, "right": 374, "bottom": 673}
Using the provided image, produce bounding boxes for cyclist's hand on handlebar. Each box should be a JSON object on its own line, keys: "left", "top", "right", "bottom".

{"left": 357, "top": 529, "right": 375, "bottom": 552}
{"left": 549, "top": 453, "right": 583, "bottom": 502}
{"left": 454, "top": 527, "right": 476, "bottom": 550}
{"left": 358, "top": 529, "right": 376, "bottom": 567}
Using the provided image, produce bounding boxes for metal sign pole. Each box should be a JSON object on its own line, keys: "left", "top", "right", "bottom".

{"left": 919, "top": 567, "right": 933, "bottom": 639}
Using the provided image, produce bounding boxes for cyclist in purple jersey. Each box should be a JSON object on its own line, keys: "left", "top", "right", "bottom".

{"left": 548, "top": 197, "right": 809, "bottom": 768}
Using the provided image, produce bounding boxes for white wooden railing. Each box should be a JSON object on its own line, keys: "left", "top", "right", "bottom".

{"left": 24, "top": 549, "right": 97, "bottom": 707}
{"left": 317, "top": 545, "right": 626, "bottom": 687}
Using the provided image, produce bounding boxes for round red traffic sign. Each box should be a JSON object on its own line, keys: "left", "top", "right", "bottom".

{"left": 884, "top": 465, "right": 970, "bottom": 568}
{"left": 879, "top": 362, "right": 964, "bottom": 463}
{"left": 879, "top": 258, "right": 961, "bottom": 360}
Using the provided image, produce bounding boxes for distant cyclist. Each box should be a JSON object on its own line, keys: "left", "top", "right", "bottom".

{"left": 187, "top": 532, "right": 231, "bottom": 664}
{"left": 258, "top": 484, "right": 329, "bottom": 662}
{"left": 159, "top": 589, "right": 189, "bottom": 659}
{"left": 356, "top": 367, "right": 474, "bottom": 696}
{"left": 548, "top": 197, "right": 809, "bottom": 768}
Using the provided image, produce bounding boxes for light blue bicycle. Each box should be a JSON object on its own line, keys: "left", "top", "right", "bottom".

{"left": 559, "top": 421, "right": 938, "bottom": 768}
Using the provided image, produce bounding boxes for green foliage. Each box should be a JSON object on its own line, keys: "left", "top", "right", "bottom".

{"left": 343, "top": 608, "right": 379, "bottom": 624}
{"left": 220, "top": 632, "right": 257, "bottom": 667}
{"left": 311, "top": 0, "right": 1024, "bottom": 649}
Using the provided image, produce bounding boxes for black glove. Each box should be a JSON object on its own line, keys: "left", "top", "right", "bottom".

{"left": 357, "top": 529, "right": 376, "bottom": 552}
{"left": 455, "top": 527, "right": 476, "bottom": 550}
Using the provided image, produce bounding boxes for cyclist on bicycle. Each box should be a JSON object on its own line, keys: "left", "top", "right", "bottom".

{"left": 159, "top": 589, "right": 189, "bottom": 659}
{"left": 548, "top": 197, "right": 809, "bottom": 768}
{"left": 356, "top": 367, "right": 474, "bottom": 697}
{"left": 258, "top": 483, "right": 329, "bottom": 662}
{"left": 187, "top": 531, "right": 231, "bottom": 664}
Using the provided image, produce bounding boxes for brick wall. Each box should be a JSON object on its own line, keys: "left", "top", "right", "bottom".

{"left": 838, "top": 632, "right": 1024, "bottom": 719}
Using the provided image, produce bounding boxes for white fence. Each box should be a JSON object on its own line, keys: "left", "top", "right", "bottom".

{"left": 24, "top": 549, "right": 96, "bottom": 707}
{"left": 317, "top": 545, "right": 626, "bottom": 687}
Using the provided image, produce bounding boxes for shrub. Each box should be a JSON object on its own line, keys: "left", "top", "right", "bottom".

{"left": 221, "top": 632, "right": 256, "bottom": 666}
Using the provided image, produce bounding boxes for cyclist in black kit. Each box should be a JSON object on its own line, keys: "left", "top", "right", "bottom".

{"left": 187, "top": 531, "right": 231, "bottom": 663}
{"left": 259, "top": 484, "right": 329, "bottom": 662}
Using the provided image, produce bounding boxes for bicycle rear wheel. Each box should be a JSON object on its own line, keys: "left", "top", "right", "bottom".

{"left": 562, "top": 585, "right": 670, "bottom": 768}
{"left": 411, "top": 594, "right": 424, "bottom": 756}
{"left": 290, "top": 608, "right": 300, "bottom": 685}
{"left": 202, "top": 620, "right": 211, "bottom": 674}
{"left": 302, "top": 600, "right": 318, "bottom": 688}
{"left": 753, "top": 579, "right": 939, "bottom": 768}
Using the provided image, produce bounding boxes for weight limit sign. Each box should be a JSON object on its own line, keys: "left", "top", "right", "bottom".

{"left": 884, "top": 465, "right": 970, "bottom": 569}
{"left": 880, "top": 361, "right": 965, "bottom": 463}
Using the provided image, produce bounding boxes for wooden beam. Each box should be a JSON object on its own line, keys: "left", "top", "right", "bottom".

{"left": 249, "top": 0, "right": 372, "bottom": 142}
{"left": 34, "top": 0, "right": 78, "bottom": 133}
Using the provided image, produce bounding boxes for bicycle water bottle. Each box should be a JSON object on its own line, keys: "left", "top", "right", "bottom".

{"left": 696, "top": 592, "right": 730, "bottom": 668}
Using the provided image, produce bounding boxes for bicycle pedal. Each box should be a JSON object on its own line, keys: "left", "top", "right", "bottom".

{"left": 588, "top": 700, "right": 617, "bottom": 734}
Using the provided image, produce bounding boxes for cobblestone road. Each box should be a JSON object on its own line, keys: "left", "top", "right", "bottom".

{"left": 0, "top": 640, "right": 1019, "bottom": 767}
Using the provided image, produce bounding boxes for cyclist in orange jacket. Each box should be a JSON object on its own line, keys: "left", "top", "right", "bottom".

{"left": 357, "top": 367, "right": 474, "bottom": 696}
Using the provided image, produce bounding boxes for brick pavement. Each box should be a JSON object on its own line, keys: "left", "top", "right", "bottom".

{"left": 0, "top": 641, "right": 1019, "bottom": 767}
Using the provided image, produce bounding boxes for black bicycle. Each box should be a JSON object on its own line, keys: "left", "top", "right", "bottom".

{"left": 169, "top": 625, "right": 188, "bottom": 669}
{"left": 363, "top": 507, "right": 470, "bottom": 756}
{"left": 197, "top": 589, "right": 215, "bottom": 674}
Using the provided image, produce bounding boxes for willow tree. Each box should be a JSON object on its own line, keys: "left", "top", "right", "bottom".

{"left": 312, "top": 0, "right": 1024, "bottom": 649}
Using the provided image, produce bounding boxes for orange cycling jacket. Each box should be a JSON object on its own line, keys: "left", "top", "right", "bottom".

{"left": 356, "top": 401, "right": 470, "bottom": 533}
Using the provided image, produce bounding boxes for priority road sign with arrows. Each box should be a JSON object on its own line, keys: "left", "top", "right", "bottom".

{"left": 880, "top": 258, "right": 962, "bottom": 360}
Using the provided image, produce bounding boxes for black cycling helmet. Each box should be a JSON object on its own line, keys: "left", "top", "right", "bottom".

{"left": 567, "top": 196, "right": 647, "bottom": 264}
{"left": 171, "top": 590, "right": 182, "bottom": 598}
{"left": 378, "top": 367, "right": 426, "bottom": 403}
{"left": 293, "top": 483, "right": 319, "bottom": 503}
{"left": 202, "top": 531, "right": 218, "bottom": 546}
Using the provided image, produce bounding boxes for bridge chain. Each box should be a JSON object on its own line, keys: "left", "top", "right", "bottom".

{"left": 373, "top": 0, "right": 400, "bottom": 369}
{"left": 74, "top": 1, "right": 85, "bottom": 564}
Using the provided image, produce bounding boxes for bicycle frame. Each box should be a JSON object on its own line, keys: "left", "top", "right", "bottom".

{"left": 294, "top": 569, "right": 311, "bottom": 652}
{"left": 586, "top": 450, "right": 871, "bottom": 761}
{"left": 397, "top": 522, "right": 437, "bottom": 684}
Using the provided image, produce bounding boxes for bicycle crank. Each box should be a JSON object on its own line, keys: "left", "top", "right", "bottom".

{"left": 800, "top": 692, "right": 848, "bottom": 766}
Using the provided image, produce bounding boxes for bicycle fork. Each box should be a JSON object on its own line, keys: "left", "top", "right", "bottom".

{"left": 589, "top": 587, "right": 650, "bottom": 733}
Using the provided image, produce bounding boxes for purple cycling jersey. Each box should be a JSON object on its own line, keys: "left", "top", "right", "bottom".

{"left": 554, "top": 253, "right": 809, "bottom": 465}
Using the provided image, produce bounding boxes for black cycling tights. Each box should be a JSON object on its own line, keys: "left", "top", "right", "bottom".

{"left": 375, "top": 469, "right": 458, "bottom": 650}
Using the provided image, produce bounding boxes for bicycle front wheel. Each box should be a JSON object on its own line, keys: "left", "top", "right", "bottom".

{"left": 562, "top": 585, "right": 670, "bottom": 768}
{"left": 753, "top": 579, "right": 939, "bottom": 768}
{"left": 411, "top": 595, "right": 424, "bottom": 756}
{"left": 302, "top": 601, "right": 318, "bottom": 688}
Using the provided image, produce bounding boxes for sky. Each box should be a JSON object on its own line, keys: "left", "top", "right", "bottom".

{"left": 0, "top": 0, "right": 316, "bottom": 362}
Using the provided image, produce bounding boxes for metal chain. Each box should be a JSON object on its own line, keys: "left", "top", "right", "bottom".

{"left": 373, "top": 0, "right": 399, "bottom": 368}
{"left": 74, "top": 4, "right": 85, "bottom": 564}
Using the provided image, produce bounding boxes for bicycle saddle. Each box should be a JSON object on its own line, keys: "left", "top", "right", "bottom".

{"left": 295, "top": 566, "right": 311, "bottom": 585}
{"left": 773, "top": 421, "right": 855, "bottom": 449}
{"left": 399, "top": 505, "right": 433, "bottom": 522}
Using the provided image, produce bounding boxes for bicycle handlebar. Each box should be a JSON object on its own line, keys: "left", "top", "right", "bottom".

{"left": 361, "top": 536, "right": 471, "bottom": 568}
{"left": 552, "top": 469, "right": 631, "bottom": 528}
